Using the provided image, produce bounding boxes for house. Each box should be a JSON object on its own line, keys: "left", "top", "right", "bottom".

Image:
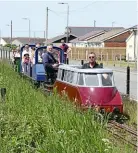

{"left": 87, "top": 28, "right": 125, "bottom": 47}
{"left": 126, "top": 25, "right": 138, "bottom": 61}
{"left": 12, "top": 37, "right": 46, "bottom": 46}
{"left": 0, "top": 37, "right": 12, "bottom": 46}
{"left": 100, "top": 26, "right": 135, "bottom": 47}
{"left": 70, "top": 30, "right": 106, "bottom": 47}
{"left": 43, "top": 33, "right": 77, "bottom": 46}
{"left": 70, "top": 27, "right": 124, "bottom": 47}
{"left": 67, "top": 26, "right": 124, "bottom": 37}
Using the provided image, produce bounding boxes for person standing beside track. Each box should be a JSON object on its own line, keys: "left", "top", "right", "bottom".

{"left": 82, "top": 52, "right": 101, "bottom": 69}
{"left": 60, "top": 40, "right": 69, "bottom": 64}
{"left": 42, "top": 45, "right": 59, "bottom": 83}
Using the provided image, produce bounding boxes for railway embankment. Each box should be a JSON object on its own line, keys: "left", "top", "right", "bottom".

{"left": 0, "top": 61, "right": 136, "bottom": 153}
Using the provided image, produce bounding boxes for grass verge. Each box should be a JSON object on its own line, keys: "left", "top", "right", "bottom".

{"left": 122, "top": 95, "right": 137, "bottom": 129}
{"left": 0, "top": 61, "right": 136, "bottom": 153}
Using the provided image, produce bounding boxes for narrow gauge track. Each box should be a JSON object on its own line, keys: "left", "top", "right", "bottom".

{"left": 107, "top": 120, "right": 137, "bottom": 150}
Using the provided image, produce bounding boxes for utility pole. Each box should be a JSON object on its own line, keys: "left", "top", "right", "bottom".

{"left": 112, "top": 22, "right": 115, "bottom": 28}
{"left": 44, "top": 31, "right": 45, "bottom": 38}
{"left": 0, "top": 29, "right": 1, "bottom": 46}
{"left": 66, "top": 4, "right": 69, "bottom": 43}
{"left": 11, "top": 20, "right": 12, "bottom": 47}
{"left": 94, "top": 20, "right": 96, "bottom": 27}
{"left": 46, "top": 7, "right": 48, "bottom": 45}
{"left": 34, "top": 31, "right": 35, "bottom": 44}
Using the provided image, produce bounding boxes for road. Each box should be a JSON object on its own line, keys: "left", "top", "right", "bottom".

{"left": 69, "top": 60, "right": 137, "bottom": 101}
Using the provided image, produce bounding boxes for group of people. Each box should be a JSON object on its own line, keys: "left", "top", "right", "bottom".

{"left": 12, "top": 41, "right": 101, "bottom": 82}
{"left": 42, "top": 44, "right": 101, "bottom": 83}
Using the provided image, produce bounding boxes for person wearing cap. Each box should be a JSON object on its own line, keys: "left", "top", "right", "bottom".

{"left": 60, "top": 40, "right": 69, "bottom": 64}
{"left": 22, "top": 52, "right": 31, "bottom": 72}
{"left": 23, "top": 53, "right": 30, "bottom": 64}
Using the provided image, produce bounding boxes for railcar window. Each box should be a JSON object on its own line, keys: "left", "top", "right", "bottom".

{"left": 101, "top": 73, "right": 113, "bottom": 86}
{"left": 67, "top": 71, "right": 73, "bottom": 83}
{"left": 78, "top": 73, "right": 84, "bottom": 85}
{"left": 61, "top": 69, "right": 65, "bottom": 80}
{"left": 37, "top": 49, "right": 43, "bottom": 63}
{"left": 63, "top": 70, "right": 68, "bottom": 82}
{"left": 57, "top": 69, "right": 62, "bottom": 80}
{"left": 70, "top": 71, "right": 73, "bottom": 83}
{"left": 66, "top": 71, "right": 71, "bottom": 82}
{"left": 84, "top": 73, "right": 99, "bottom": 86}
{"left": 72, "top": 72, "right": 78, "bottom": 84}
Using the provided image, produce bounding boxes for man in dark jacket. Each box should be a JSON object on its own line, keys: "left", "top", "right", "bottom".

{"left": 60, "top": 40, "right": 69, "bottom": 64}
{"left": 42, "top": 45, "right": 59, "bottom": 83}
{"left": 82, "top": 52, "right": 102, "bottom": 69}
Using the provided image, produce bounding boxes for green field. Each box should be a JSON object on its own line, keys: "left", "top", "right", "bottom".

{"left": 0, "top": 61, "right": 135, "bottom": 153}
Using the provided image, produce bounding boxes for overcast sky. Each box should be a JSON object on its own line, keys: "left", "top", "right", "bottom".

{"left": 0, "top": 0, "right": 137, "bottom": 38}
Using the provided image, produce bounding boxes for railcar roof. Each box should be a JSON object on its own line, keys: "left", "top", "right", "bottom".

{"left": 59, "top": 64, "right": 113, "bottom": 73}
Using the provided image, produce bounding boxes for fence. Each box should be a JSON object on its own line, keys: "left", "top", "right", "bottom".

{"left": 68, "top": 47, "right": 137, "bottom": 69}
{"left": 0, "top": 47, "right": 11, "bottom": 60}
{"left": 68, "top": 47, "right": 126, "bottom": 61}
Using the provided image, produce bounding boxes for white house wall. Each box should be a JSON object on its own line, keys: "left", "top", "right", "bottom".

{"left": 126, "top": 33, "right": 138, "bottom": 61}
{"left": 12, "top": 39, "right": 23, "bottom": 47}
{"left": 0, "top": 38, "right": 7, "bottom": 46}
{"left": 72, "top": 42, "right": 104, "bottom": 48}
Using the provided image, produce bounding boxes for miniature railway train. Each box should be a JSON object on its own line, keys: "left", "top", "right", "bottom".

{"left": 13, "top": 45, "right": 123, "bottom": 115}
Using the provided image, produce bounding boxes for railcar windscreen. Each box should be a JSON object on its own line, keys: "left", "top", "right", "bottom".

{"left": 84, "top": 73, "right": 99, "bottom": 86}
{"left": 101, "top": 73, "right": 113, "bottom": 86}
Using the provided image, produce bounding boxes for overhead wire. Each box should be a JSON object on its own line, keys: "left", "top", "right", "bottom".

{"left": 48, "top": 9, "right": 66, "bottom": 19}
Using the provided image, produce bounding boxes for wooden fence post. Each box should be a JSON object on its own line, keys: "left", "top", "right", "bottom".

{"left": 77, "top": 49, "right": 79, "bottom": 60}
{"left": 101, "top": 51, "right": 103, "bottom": 62}
{"left": 86, "top": 50, "right": 88, "bottom": 60}
{"left": 119, "top": 54, "right": 121, "bottom": 67}
{"left": 70, "top": 49, "right": 72, "bottom": 60}
{"left": 106, "top": 52, "right": 108, "bottom": 65}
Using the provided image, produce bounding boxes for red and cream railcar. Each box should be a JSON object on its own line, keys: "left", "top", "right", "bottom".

{"left": 54, "top": 65, "right": 123, "bottom": 114}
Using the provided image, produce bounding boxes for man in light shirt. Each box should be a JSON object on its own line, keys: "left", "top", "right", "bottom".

{"left": 22, "top": 44, "right": 31, "bottom": 59}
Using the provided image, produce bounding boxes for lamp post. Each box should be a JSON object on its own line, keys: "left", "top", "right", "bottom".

{"left": 22, "top": 18, "right": 30, "bottom": 43}
{"left": 112, "top": 21, "right": 115, "bottom": 28}
{"left": 58, "top": 2, "right": 69, "bottom": 43}
{"left": 0, "top": 29, "right": 1, "bottom": 46}
{"left": 45, "top": 7, "right": 48, "bottom": 45}
{"left": 6, "top": 20, "right": 12, "bottom": 48}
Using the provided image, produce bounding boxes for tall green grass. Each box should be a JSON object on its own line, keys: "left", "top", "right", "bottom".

{"left": 0, "top": 62, "right": 135, "bottom": 153}
{"left": 122, "top": 96, "right": 137, "bottom": 129}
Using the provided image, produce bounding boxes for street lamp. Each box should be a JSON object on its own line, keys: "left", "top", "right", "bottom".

{"left": 0, "top": 29, "right": 1, "bottom": 45}
{"left": 112, "top": 22, "right": 115, "bottom": 28}
{"left": 58, "top": 2, "right": 69, "bottom": 43}
{"left": 22, "top": 18, "right": 30, "bottom": 43}
{"left": 6, "top": 20, "right": 12, "bottom": 47}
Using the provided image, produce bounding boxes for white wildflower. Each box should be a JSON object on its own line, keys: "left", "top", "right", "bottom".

{"left": 57, "top": 129, "right": 65, "bottom": 134}
{"left": 104, "top": 149, "right": 108, "bottom": 152}
{"left": 102, "top": 138, "right": 110, "bottom": 143}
